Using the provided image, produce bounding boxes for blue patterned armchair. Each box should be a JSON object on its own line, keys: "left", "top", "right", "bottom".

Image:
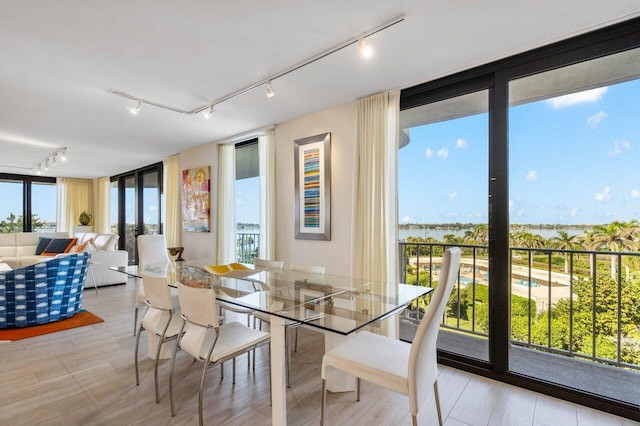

{"left": 0, "top": 252, "right": 91, "bottom": 328}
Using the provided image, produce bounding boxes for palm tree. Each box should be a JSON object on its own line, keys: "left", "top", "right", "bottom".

{"left": 511, "top": 231, "right": 546, "bottom": 269}
{"left": 550, "top": 230, "right": 580, "bottom": 273}
{"left": 463, "top": 224, "right": 488, "bottom": 246}
{"left": 587, "top": 221, "right": 637, "bottom": 279}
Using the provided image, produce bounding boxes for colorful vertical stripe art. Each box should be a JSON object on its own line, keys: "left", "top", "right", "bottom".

{"left": 303, "top": 148, "right": 321, "bottom": 228}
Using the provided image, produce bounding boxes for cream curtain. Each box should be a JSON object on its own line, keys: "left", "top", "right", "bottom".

{"left": 258, "top": 130, "right": 276, "bottom": 260}
{"left": 351, "top": 90, "right": 400, "bottom": 283}
{"left": 56, "top": 177, "right": 93, "bottom": 235}
{"left": 217, "top": 144, "right": 236, "bottom": 264}
{"left": 163, "top": 154, "right": 181, "bottom": 247}
{"left": 92, "top": 177, "right": 111, "bottom": 234}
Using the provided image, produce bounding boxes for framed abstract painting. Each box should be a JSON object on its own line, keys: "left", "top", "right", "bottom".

{"left": 294, "top": 132, "right": 331, "bottom": 240}
{"left": 182, "top": 166, "right": 210, "bottom": 232}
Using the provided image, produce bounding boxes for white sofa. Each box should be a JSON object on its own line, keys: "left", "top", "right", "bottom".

{"left": 0, "top": 231, "right": 129, "bottom": 287}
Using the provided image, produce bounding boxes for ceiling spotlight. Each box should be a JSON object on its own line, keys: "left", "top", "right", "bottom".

{"left": 358, "top": 38, "right": 373, "bottom": 58}
{"left": 203, "top": 105, "right": 214, "bottom": 119}
{"left": 59, "top": 148, "right": 67, "bottom": 161}
{"left": 36, "top": 166, "right": 42, "bottom": 175}
{"left": 43, "top": 160, "right": 49, "bottom": 171}
{"left": 266, "top": 81, "right": 275, "bottom": 99}
{"left": 51, "top": 155, "right": 58, "bottom": 166}
{"left": 129, "top": 100, "right": 141, "bottom": 114}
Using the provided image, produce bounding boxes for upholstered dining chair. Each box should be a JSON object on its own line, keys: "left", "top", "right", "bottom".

{"left": 134, "top": 273, "right": 183, "bottom": 403}
{"left": 134, "top": 234, "right": 172, "bottom": 336}
{"left": 254, "top": 258, "right": 285, "bottom": 271}
{"left": 169, "top": 282, "right": 271, "bottom": 426}
{"left": 320, "top": 247, "right": 461, "bottom": 426}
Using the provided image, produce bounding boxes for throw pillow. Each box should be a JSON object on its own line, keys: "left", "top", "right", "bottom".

{"left": 41, "top": 238, "right": 78, "bottom": 256}
{"left": 35, "top": 237, "right": 52, "bottom": 255}
{"left": 71, "top": 241, "right": 89, "bottom": 253}
{"left": 83, "top": 238, "right": 98, "bottom": 253}
{"left": 0, "top": 261, "right": 12, "bottom": 272}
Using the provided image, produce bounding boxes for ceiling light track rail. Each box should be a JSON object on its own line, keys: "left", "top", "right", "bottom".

{"left": 109, "top": 14, "right": 405, "bottom": 116}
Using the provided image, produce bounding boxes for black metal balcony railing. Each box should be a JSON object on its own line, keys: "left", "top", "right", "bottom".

{"left": 237, "top": 232, "right": 259, "bottom": 264}
{"left": 399, "top": 241, "right": 640, "bottom": 371}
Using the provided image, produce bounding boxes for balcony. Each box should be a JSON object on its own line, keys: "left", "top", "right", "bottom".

{"left": 398, "top": 241, "right": 640, "bottom": 407}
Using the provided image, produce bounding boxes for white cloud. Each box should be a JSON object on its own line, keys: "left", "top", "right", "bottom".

{"left": 425, "top": 148, "right": 433, "bottom": 159}
{"left": 448, "top": 191, "right": 458, "bottom": 201}
{"left": 437, "top": 148, "right": 449, "bottom": 159}
{"left": 236, "top": 197, "right": 246, "bottom": 205}
{"left": 517, "top": 208, "right": 525, "bottom": 217}
{"left": 608, "top": 139, "right": 630, "bottom": 157}
{"left": 546, "top": 87, "right": 608, "bottom": 109}
{"left": 525, "top": 170, "right": 538, "bottom": 182}
{"left": 570, "top": 208, "right": 578, "bottom": 217}
{"left": 631, "top": 189, "right": 640, "bottom": 199}
{"left": 401, "top": 215, "right": 414, "bottom": 223}
{"left": 587, "top": 111, "right": 608, "bottom": 128}
{"left": 446, "top": 212, "right": 458, "bottom": 218}
{"left": 456, "top": 138, "right": 467, "bottom": 148}
{"left": 509, "top": 200, "right": 514, "bottom": 212}
{"left": 594, "top": 186, "right": 611, "bottom": 202}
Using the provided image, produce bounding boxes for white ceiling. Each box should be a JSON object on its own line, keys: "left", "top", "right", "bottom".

{"left": 1, "top": 1, "right": 638, "bottom": 179}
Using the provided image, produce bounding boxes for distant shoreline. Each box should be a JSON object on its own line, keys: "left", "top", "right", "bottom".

{"left": 399, "top": 223, "right": 594, "bottom": 231}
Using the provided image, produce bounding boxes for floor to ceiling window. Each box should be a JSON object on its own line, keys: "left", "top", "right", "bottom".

{"left": 399, "top": 17, "right": 640, "bottom": 420}
{"left": 508, "top": 45, "right": 640, "bottom": 407}
{"left": 235, "top": 139, "right": 260, "bottom": 263}
{"left": 399, "top": 89, "right": 490, "bottom": 362}
{"left": 0, "top": 174, "right": 57, "bottom": 232}
{"left": 111, "top": 163, "right": 163, "bottom": 264}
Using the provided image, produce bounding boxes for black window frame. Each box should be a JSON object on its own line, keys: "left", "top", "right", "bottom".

{"left": 0, "top": 173, "right": 57, "bottom": 232}
{"left": 400, "top": 17, "right": 640, "bottom": 421}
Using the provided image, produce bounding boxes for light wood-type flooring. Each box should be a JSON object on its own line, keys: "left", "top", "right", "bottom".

{"left": 0, "top": 279, "right": 638, "bottom": 425}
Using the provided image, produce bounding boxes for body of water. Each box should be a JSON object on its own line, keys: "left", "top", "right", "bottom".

{"left": 399, "top": 226, "right": 589, "bottom": 241}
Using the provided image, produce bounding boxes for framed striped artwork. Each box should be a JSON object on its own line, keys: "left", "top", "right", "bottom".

{"left": 294, "top": 132, "right": 331, "bottom": 240}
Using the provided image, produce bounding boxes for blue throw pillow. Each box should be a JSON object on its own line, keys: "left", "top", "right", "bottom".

{"left": 41, "top": 238, "right": 77, "bottom": 256}
{"left": 35, "top": 237, "right": 52, "bottom": 255}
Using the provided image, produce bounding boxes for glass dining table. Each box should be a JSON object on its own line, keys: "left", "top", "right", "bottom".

{"left": 115, "top": 261, "right": 432, "bottom": 425}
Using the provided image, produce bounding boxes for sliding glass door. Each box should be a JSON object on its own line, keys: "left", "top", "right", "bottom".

{"left": 111, "top": 163, "right": 163, "bottom": 264}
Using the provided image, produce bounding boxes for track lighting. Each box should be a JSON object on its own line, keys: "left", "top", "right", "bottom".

{"left": 129, "top": 100, "right": 141, "bottom": 114}
{"left": 31, "top": 147, "right": 68, "bottom": 175}
{"left": 266, "top": 81, "right": 275, "bottom": 99}
{"left": 358, "top": 38, "right": 373, "bottom": 58}
{"left": 203, "top": 105, "right": 214, "bottom": 119}
{"left": 108, "top": 15, "right": 404, "bottom": 114}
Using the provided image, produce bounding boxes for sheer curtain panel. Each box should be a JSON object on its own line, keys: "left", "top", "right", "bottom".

{"left": 57, "top": 177, "right": 93, "bottom": 234}
{"left": 217, "top": 144, "right": 236, "bottom": 264}
{"left": 93, "top": 177, "right": 111, "bottom": 234}
{"left": 258, "top": 130, "right": 276, "bottom": 260}
{"left": 163, "top": 155, "right": 181, "bottom": 247}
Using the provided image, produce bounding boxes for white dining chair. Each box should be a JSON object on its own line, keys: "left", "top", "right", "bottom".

{"left": 134, "top": 273, "right": 183, "bottom": 403}
{"left": 135, "top": 234, "right": 172, "bottom": 336}
{"left": 169, "top": 282, "right": 271, "bottom": 426}
{"left": 254, "top": 258, "right": 285, "bottom": 271}
{"left": 320, "top": 247, "right": 461, "bottom": 426}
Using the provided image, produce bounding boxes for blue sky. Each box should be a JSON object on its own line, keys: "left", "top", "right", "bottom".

{"left": 399, "top": 79, "right": 640, "bottom": 225}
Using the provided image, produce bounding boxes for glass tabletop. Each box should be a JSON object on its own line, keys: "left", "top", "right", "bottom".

{"left": 135, "top": 261, "right": 433, "bottom": 336}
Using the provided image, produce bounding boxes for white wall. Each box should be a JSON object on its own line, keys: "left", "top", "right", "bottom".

{"left": 177, "top": 100, "right": 357, "bottom": 274}
{"left": 180, "top": 142, "right": 218, "bottom": 262}
{"left": 274, "top": 101, "right": 357, "bottom": 276}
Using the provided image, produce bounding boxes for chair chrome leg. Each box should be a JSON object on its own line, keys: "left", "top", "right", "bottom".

{"left": 320, "top": 378, "right": 327, "bottom": 425}
{"left": 169, "top": 339, "right": 180, "bottom": 416}
{"left": 153, "top": 336, "right": 163, "bottom": 403}
{"left": 198, "top": 360, "right": 210, "bottom": 426}
{"left": 134, "top": 323, "right": 143, "bottom": 385}
{"left": 286, "top": 327, "right": 292, "bottom": 388}
{"left": 133, "top": 306, "right": 139, "bottom": 336}
{"left": 433, "top": 380, "right": 443, "bottom": 426}
{"left": 356, "top": 377, "right": 361, "bottom": 401}
{"left": 232, "top": 357, "right": 236, "bottom": 384}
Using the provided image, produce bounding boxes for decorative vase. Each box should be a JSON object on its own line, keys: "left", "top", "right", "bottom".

{"left": 79, "top": 211, "right": 92, "bottom": 226}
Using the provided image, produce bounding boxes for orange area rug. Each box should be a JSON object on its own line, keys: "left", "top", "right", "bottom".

{"left": 0, "top": 311, "right": 104, "bottom": 341}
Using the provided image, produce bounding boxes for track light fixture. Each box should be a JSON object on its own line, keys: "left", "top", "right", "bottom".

{"left": 203, "top": 105, "right": 214, "bottom": 119}
{"left": 129, "top": 100, "right": 141, "bottom": 114}
{"left": 32, "top": 147, "right": 68, "bottom": 175}
{"left": 266, "top": 81, "right": 275, "bottom": 99}
{"left": 108, "top": 14, "right": 405, "bottom": 115}
{"left": 358, "top": 38, "right": 373, "bottom": 58}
